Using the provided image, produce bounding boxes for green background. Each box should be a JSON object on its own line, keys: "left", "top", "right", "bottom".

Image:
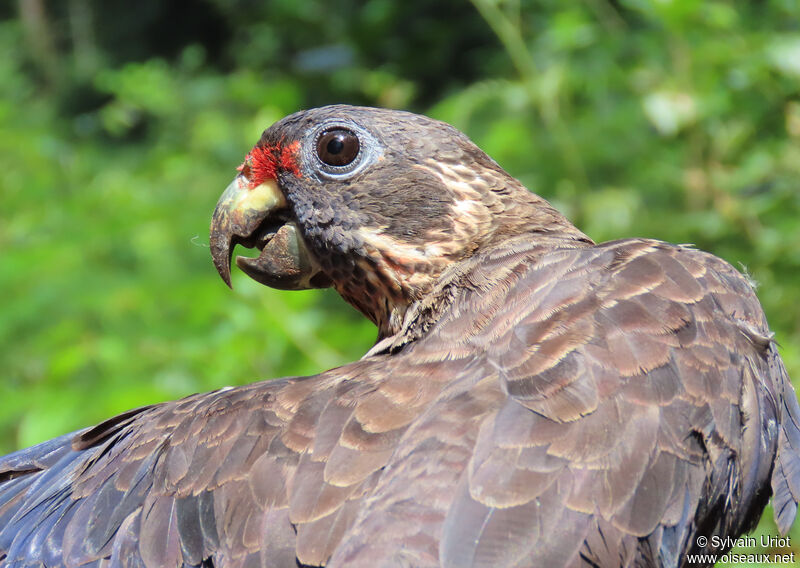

{"left": 1, "top": 1, "right": 799, "bottom": 564}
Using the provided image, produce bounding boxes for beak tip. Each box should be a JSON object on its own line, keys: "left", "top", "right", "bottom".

{"left": 211, "top": 252, "right": 233, "bottom": 289}
{"left": 210, "top": 236, "right": 233, "bottom": 289}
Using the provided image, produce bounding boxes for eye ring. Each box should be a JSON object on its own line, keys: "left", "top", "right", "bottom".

{"left": 316, "top": 129, "right": 360, "bottom": 167}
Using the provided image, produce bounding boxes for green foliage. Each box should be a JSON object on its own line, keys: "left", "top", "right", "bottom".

{"left": 0, "top": 15, "right": 378, "bottom": 451}
{"left": 1, "top": 1, "right": 799, "bottom": 562}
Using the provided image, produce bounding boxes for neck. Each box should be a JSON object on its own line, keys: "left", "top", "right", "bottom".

{"left": 360, "top": 230, "right": 593, "bottom": 357}
{"left": 335, "top": 177, "right": 593, "bottom": 342}
{"left": 364, "top": 231, "right": 592, "bottom": 347}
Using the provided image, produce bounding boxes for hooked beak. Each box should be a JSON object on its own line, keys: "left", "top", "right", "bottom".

{"left": 209, "top": 176, "right": 331, "bottom": 290}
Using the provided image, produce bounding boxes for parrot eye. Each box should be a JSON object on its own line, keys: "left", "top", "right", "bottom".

{"left": 316, "top": 129, "right": 360, "bottom": 167}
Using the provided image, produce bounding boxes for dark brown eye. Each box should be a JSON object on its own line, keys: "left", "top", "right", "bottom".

{"left": 316, "top": 129, "right": 360, "bottom": 167}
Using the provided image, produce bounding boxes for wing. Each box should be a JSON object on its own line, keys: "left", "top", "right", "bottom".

{"left": 420, "top": 238, "right": 800, "bottom": 567}
{"left": 0, "top": 349, "right": 483, "bottom": 568}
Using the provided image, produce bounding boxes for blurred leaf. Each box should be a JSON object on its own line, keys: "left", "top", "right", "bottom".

{"left": 643, "top": 90, "right": 697, "bottom": 136}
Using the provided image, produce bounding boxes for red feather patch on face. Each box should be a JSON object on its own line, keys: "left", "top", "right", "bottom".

{"left": 238, "top": 140, "right": 301, "bottom": 188}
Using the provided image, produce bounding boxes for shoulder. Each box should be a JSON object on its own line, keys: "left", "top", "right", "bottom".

{"left": 436, "top": 236, "right": 766, "bottom": 344}
{"left": 425, "top": 236, "right": 774, "bottom": 419}
{"left": 504, "top": 237, "right": 766, "bottom": 333}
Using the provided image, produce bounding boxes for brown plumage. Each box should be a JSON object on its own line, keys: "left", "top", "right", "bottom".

{"left": 1, "top": 105, "right": 799, "bottom": 568}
